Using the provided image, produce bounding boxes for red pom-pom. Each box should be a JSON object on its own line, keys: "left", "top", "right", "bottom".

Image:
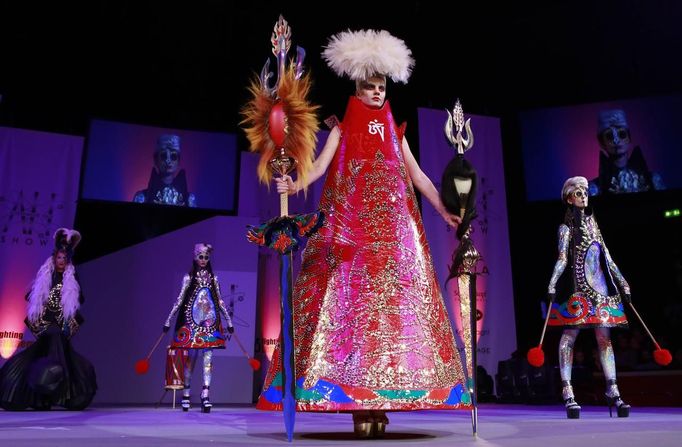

{"left": 527, "top": 346, "right": 545, "bottom": 367}
{"left": 135, "top": 359, "right": 150, "bottom": 375}
{"left": 654, "top": 348, "right": 672, "bottom": 366}
{"left": 248, "top": 358, "right": 261, "bottom": 371}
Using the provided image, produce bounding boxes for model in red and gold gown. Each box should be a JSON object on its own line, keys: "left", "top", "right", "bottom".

{"left": 257, "top": 95, "right": 471, "bottom": 412}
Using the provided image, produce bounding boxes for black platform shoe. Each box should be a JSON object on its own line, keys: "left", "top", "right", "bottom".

{"left": 564, "top": 397, "right": 581, "bottom": 419}
{"left": 562, "top": 381, "right": 581, "bottom": 419}
{"left": 201, "top": 386, "right": 212, "bottom": 413}
{"left": 605, "top": 380, "right": 630, "bottom": 418}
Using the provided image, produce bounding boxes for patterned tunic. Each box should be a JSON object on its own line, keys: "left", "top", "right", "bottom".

{"left": 257, "top": 96, "right": 470, "bottom": 411}
{"left": 548, "top": 211, "right": 629, "bottom": 328}
{"left": 165, "top": 269, "right": 231, "bottom": 349}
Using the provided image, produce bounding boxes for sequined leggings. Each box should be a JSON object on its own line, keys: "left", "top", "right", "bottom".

{"left": 559, "top": 328, "right": 617, "bottom": 383}
{"left": 183, "top": 349, "right": 213, "bottom": 398}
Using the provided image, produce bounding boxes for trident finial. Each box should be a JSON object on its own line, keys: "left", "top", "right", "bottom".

{"left": 271, "top": 15, "right": 292, "bottom": 58}
{"left": 444, "top": 99, "right": 474, "bottom": 154}
{"left": 258, "top": 15, "right": 307, "bottom": 98}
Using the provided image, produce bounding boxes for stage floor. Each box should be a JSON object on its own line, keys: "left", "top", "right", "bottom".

{"left": 2, "top": 404, "right": 681, "bottom": 446}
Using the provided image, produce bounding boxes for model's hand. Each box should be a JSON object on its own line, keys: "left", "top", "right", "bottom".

{"left": 547, "top": 292, "right": 556, "bottom": 304}
{"left": 275, "top": 175, "right": 296, "bottom": 195}
{"left": 68, "top": 319, "right": 80, "bottom": 339}
{"left": 162, "top": 325, "right": 170, "bottom": 333}
{"left": 227, "top": 326, "right": 234, "bottom": 334}
{"left": 622, "top": 293, "right": 632, "bottom": 304}
{"left": 442, "top": 212, "right": 462, "bottom": 229}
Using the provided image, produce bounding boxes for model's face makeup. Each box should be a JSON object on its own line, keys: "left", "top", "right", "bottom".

{"left": 196, "top": 254, "right": 209, "bottom": 268}
{"left": 357, "top": 76, "right": 386, "bottom": 108}
{"left": 54, "top": 251, "right": 67, "bottom": 272}
{"left": 156, "top": 149, "right": 180, "bottom": 175}
{"left": 568, "top": 187, "right": 588, "bottom": 208}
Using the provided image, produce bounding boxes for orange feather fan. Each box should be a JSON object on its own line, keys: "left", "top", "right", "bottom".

{"left": 241, "top": 66, "right": 319, "bottom": 191}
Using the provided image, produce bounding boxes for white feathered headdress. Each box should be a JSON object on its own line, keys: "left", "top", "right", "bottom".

{"left": 322, "top": 29, "right": 414, "bottom": 84}
{"left": 561, "top": 176, "right": 589, "bottom": 202}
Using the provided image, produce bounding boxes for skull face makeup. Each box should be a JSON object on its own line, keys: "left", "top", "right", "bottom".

{"left": 561, "top": 176, "right": 589, "bottom": 208}
{"left": 194, "top": 243, "right": 213, "bottom": 269}
{"left": 597, "top": 110, "right": 631, "bottom": 157}
{"left": 196, "top": 253, "right": 210, "bottom": 268}
{"left": 567, "top": 187, "right": 588, "bottom": 208}
{"left": 154, "top": 135, "right": 182, "bottom": 176}
{"left": 155, "top": 148, "right": 180, "bottom": 176}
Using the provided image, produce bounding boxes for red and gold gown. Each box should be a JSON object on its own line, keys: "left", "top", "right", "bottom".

{"left": 257, "top": 96, "right": 471, "bottom": 411}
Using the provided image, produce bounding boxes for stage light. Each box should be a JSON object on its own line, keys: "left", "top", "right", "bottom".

{"left": 663, "top": 209, "right": 680, "bottom": 218}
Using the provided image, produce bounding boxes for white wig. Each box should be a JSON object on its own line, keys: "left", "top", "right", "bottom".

{"left": 322, "top": 29, "right": 414, "bottom": 84}
{"left": 561, "top": 176, "right": 588, "bottom": 202}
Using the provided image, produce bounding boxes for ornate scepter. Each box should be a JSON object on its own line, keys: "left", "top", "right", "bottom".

{"left": 242, "top": 16, "right": 318, "bottom": 206}
{"left": 441, "top": 100, "right": 479, "bottom": 436}
{"left": 241, "top": 15, "right": 323, "bottom": 443}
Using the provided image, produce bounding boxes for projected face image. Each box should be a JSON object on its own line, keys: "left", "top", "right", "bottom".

{"left": 82, "top": 119, "right": 239, "bottom": 211}
{"left": 155, "top": 148, "right": 180, "bottom": 176}
{"left": 131, "top": 133, "right": 197, "bottom": 207}
{"left": 519, "top": 96, "right": 682, "bottom": 200}
{"left": 153, "top": 134, "right": 182, "bottom": 177}
{"left": 598, "top": 125, "right": 631, "bottom": 157}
